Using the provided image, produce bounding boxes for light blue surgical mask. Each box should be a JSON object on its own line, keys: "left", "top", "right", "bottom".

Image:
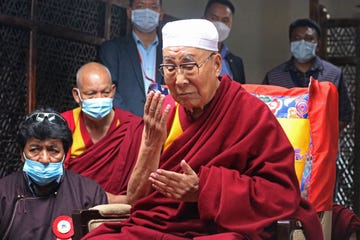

{"left": 131, "top": 8, "right": 160, "bottom": 33}
{"left": 22, "top": 153, "right": 64, "bottom": 186}
{"left": 290, "top": 40, "right": 317, "bottom": 63}
{"left": 77, "top": 89, "right": 113, "bottom": 119}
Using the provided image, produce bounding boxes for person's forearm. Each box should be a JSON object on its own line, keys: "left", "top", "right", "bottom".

{"left": 127, "top": 144, "right": 162, "bottom": 205}
{"left": 106, "top": 192, "right": 128, "bottom": 204}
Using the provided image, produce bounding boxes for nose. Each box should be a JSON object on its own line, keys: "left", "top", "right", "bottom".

{"left": 38, "top": 150, "right": 51, "bottom": 164}
{"left": 175, "top": 73, "right": 189, "bottom": 86}
{"left": 175, "top": 67, "right": 183, "bottom": 74}
{"left": 94, "top": 92, "right": 103, "bottom": 98}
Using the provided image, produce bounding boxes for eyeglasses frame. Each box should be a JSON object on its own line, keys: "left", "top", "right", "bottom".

{"left": 159, "top": 52, "right": 216, "bottom": 77}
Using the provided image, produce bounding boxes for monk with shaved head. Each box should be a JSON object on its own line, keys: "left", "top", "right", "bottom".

{"left": 61, "top": 62, "right": 143, "bottom": 204}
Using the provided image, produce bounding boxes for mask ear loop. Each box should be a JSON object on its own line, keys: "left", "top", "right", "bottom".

{"left": 60, "top": 154, "right": 65, "bottom": 164}
{"left": 76, "top": 89, "right": 84, "bottom": 102}
{"left": 23, "top": 152, "right": 30, "bottom": 161}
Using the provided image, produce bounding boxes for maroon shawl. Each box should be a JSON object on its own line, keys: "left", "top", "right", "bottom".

{"left": 332, "top": 203, "right": 360, "bottom": 239}
{"left": 62, "top": 108, "right": 143, "bottom": 195}
{"left": 84, "top": 76, "right": 322, "bottom": 239}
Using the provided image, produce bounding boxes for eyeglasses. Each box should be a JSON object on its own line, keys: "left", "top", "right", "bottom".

{"left": 26, "top": 112, "right": 66, "bottom": 124}
{"left": 159, "top": 52, "right": 216, "bottom": 77}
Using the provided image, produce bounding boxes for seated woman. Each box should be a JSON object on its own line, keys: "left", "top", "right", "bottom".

{"left": 0, "top": 108, "right": 107, "bottom": 239}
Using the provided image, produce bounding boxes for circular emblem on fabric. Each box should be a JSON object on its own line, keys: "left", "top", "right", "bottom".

{"left": 52, "top": 215, "right": 74, "bottom": 239}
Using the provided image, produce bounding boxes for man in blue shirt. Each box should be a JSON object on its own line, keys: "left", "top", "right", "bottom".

{"left": 99, "top": 0, "right": 164, "bottom": 116}
{"left": 204, "top": 0, "right": 246, "bottom": 83}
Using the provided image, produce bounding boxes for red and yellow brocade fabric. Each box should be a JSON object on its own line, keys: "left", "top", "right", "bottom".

{"left": 61, "top": 107, "right": 143, "bottom": 195}
{"left": 243, "top": 78, "right": 338, "bottom": 212}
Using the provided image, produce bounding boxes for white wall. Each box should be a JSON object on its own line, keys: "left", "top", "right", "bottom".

{"left": 162, "top": 0, "right": 357, "bottom": 83}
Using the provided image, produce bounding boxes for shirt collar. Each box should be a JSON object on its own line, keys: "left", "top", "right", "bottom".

{"left": 285, "top": 56, "right": 323, "bottom": 72}
{"left": 220, "top": 43, "right": 230, "bottom": 58}
{"left": 24, "top": 172, "right": 62, "bottom": 197}
{"left": 132, "top": 31, "right": 159, "bottom": 48}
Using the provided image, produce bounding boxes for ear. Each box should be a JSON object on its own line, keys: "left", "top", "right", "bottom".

{"left": 159, "top": 9, "right": 164, "bottom": 21}
{"left": 20, "top": 150, "right": 25, "bottom": 163}
{"left": 110, "top": 84, "right": 116, "bottom": 98}
{"left": 214, "top": 53, "right": 222, "bottom": 77}
{"left": 127, "top": 7, "right": 132, "bottom": 20}
{"left": 72, "top": 88, "right": 81, "bottom": 105}
{"left": 316, "top": 39, "right": 321, "bottom": 53}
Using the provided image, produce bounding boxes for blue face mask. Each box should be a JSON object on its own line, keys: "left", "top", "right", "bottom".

{"left": 22, "top": 153, "right": 64, "bottom": 186}
{"left": 131, "top": 8, "right": 160, "bottom": 33}
{"left": 77, "top": 90, "right": 113, "bottom": 119}
{"left": 290, "top": 40, "right": 317, "bottom": 63}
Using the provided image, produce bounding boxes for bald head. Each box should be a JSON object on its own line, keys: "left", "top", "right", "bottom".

{"left": 76, "top": 62, "right": 112, "bottom": 89}
{"left": 72, "top": 62, "right": 115, "bottom": 106}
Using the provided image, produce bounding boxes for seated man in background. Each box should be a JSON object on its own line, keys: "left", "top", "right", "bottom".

{"left": 61, "top": 62, "right": 143, "bottom": 203}
{"left": 83, "top": 19, "right": 322, "bottom": 240}
{"left": 203, "top": 0, "right": 246, "bottom": 83}
{"left": 0, "top": 108, "right": 107, "bottom": 239}
{"left": 262, "top": 18, "right": 360, "bottom": 239}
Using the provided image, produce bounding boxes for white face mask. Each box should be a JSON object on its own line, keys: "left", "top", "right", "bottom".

{"left": 131, "top": 8, "right": 160, "bottom": 33}
{"left": 212, "top": 21, "right": 231, "bottom": 42}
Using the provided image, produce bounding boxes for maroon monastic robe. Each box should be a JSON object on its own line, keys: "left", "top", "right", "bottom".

{"left": 62, "top": 108, "right": 143, "bottom": 195}
{"left": 332, "top": 203, "right": 360, "bottom": 239}
{"left": 83, "top": 76, "right": 322, "bottom": 239}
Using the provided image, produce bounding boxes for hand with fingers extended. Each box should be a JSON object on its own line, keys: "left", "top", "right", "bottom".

{"left": 143, "top": 91, "right": 171, "bottom": 149}
{"left": 149, "top": 160, "right": 199, "bottom": 202}
{"left": 127, "top": 92, "right": 171, "bottom": 204}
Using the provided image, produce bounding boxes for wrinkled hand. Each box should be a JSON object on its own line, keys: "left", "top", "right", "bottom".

{"left": 143, "top": 91, "right": 170, "bottom": 148}
{"left": 149, "top": 160, "right": 199, "bottom": 202}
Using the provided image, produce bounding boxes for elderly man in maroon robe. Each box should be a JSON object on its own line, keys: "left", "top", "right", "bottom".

{"left": 83, "top": 19, "right": 323, "bottom": 239}
{"left": 61, "top": 62, "right": 143, "bottom": 203}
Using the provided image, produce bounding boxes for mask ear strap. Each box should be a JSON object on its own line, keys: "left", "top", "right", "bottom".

{"left": 76, "top": 89, "right": 84, "bottom": 102}
{"left": 23, "top": 152, "right": 29, "bottom": 161}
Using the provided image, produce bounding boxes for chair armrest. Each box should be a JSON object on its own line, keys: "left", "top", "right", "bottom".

{"left": 90, "top": 203, "right": 131, "bottom": 217}
{"left": 72, "top": 203, "right": 131, "bottom": 240}
{"left": 276, "top": 219, "right": 304, "bottom": 240}
{"left": 276, "top": 210, "right": 332, "bottom": 240}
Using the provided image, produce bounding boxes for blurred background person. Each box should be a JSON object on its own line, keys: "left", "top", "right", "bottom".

{"left": 99, "top": 0, "right": 165, "bottom": 116}
{"left": 203, "top": 0, "right": 246, "bottom": 83}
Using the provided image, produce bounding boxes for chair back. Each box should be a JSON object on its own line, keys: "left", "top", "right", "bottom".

{"left": 243, "top": 78, "right": 338, "bottom": 240}
{"left": 243, "top": 78, "right": 338, "bottom": 213}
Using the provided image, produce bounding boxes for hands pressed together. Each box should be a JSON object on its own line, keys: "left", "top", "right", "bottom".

{"left": 149, "top": 159, "right": 199, "bottom": 202}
